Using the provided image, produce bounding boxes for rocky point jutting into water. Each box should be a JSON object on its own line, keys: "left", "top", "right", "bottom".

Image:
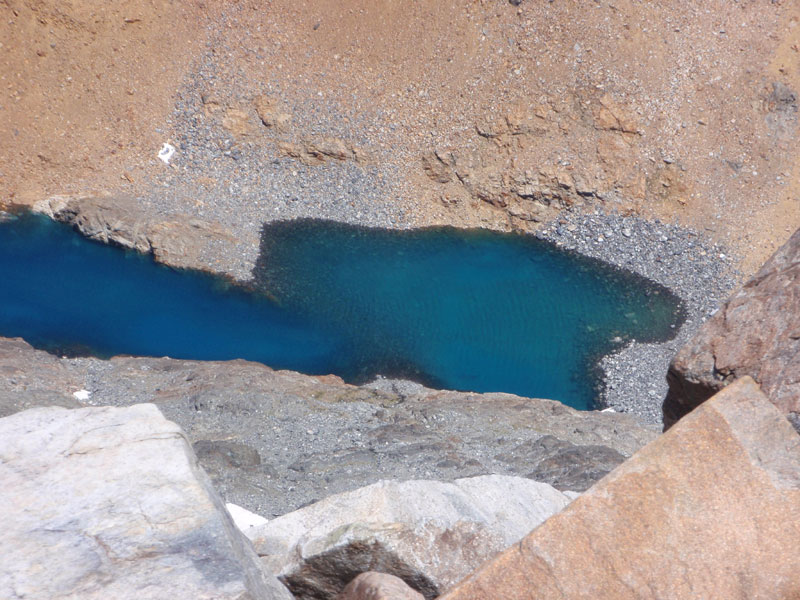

{"left": 1, "top": 0, "right": 799, "bottom": 598}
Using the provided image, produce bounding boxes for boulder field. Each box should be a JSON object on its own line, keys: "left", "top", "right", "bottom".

{"left": 3, "top": 377, "right": 798, "bottom": 599}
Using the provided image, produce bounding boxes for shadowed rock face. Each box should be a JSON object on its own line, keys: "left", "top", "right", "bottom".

{"left": 442, "top": 378, "right": 800, "bottom": 600}
{"left": 336, "top": 572, "right": 424, "bottom": 600}
{"left": 494, "top": 434, "right": 626, "bottom": 492}
{"left": 663, "top": 227, "right": 800, "bottom": 429}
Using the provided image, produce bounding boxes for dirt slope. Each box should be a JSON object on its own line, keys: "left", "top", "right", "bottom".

{"left": 2, "top": 0, "right": 798, "bottom": 275}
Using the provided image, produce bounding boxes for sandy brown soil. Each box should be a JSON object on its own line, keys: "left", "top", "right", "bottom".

{"left": 0, "top": 0, "right": 216, "bottom": 201}
{"left": 2, "top": 0, "right": 799, "bottom": 276}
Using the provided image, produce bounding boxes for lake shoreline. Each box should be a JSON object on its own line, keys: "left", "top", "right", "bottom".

{"left": 10, "top": 202, "right": 737, "bottom": 425}
{"left": 537, "top": 211, "right": 738, "bottom": 424}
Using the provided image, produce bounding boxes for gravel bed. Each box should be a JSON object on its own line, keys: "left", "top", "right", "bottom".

{"left": 139, "top": 52, "right": 414, "bottom": 281}
{"left": 538, "top": 210, "right": 738, "bottom": 424}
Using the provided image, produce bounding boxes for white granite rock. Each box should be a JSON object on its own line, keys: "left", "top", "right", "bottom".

{"left": 246, "top": 475, "right": 573, "bottom": 599}
{"left": 0, "top": 404, "right": 292, "bottom": 600}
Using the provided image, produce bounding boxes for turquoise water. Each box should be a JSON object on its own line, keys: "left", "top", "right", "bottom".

{"left": 0, "top": 212, "right": 684, "bottom": 409}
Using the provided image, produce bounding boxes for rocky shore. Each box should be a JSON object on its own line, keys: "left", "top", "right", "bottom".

{"left": 0, "top": 337, "right": 657, "bottom": 517}
{"left": 2, "top": 0, "right": 800, "bottom": 596}
{"left": 539, "top": 211, "right": 738, "bottom": 422}
{"left": 28, "top": 193, "right": 738, "bottom": 425}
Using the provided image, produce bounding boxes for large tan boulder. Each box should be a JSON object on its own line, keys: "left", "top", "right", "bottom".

{"left": 0, "top": 404, "right": 292, "bottom": 600}
{"left": 441, "top": 377, "right": 800, "bottom": 600}
{"left": 663, "top": 227, "right": 800, "bottom": 428}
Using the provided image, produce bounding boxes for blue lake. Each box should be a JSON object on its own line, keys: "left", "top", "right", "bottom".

{"left": 0, "top": 212, "right": 684, "bottom": 410}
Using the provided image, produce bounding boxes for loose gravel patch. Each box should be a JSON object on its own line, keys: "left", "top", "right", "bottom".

{"left": 539, "top": 210, "right": 738, "bottom": 424}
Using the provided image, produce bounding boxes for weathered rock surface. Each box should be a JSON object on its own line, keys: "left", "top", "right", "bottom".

{"left": 0, "top": 404, "right": 292, "bottom": 600}
{"left": 493, "top": 434, "right": 625, "bottom": 492}
{"left": 442, "top": 377, "right": 800, "bottom": 600}
{"left": 246, "top": 475, "right": 573, "bottom": 599}
{"left": 32, "top": 194, "right": 244, "bottom": 275}
{"left": 278, "top": 137, "right": 367, "bottom": 166}
{"left": 0, "top": 337, "right": 658, "bottom": 517}
{"left": 336, "top": 572, "right": 424, "bottom": 600}
{"left": 663, "top": 227, "right": 800, "bottom": 428}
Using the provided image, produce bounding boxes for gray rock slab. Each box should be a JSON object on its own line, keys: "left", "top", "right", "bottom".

{"left": 0, "top": 338, "right": 658, "bottom": 518}
{"left": 246, "top": 475, "right": 573, "bottom": 599}
{"left": 494, "top": 434, "right": 626, "bottom": 492}
{"left": 0, "top": 404, "right": 292, "bottom": 600}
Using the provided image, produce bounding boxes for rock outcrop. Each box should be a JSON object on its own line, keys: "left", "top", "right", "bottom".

{"left": 246, "top": 476, "right": 573, "bottom": 599}
{"left": 442, "top": 377, "right": 800, "bottom": 600}
{"left": 0, "top": 337, "right": 658, "bottom": 517}
{"left": 336, "top": 572, "right": 424, "bottom": 600}
{"left": 493, "top": 434, "right": 626, "bottom": 492}
{"left": 663, "top": 227, "right": 800, "bottom": 428}
{"left": 0, "top": 404, "right": 292, "bottom": 600}
{"left": 32, "top": 194, "right": 242, "bottom": 275}
{"left": 419, "top": 91, "right": 649, "bottom": 228}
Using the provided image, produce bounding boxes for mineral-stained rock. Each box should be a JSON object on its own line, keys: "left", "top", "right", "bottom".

{"left": 222, "top": 107, "right": 253, "bottom": 136}
{"left": 593, "top": 93, "right": 641, "bottom": 135}
{"left": 278, "top": 137, "right": 366, "bottom": 165}
{"left": 441, "top": 377, "right": 800, "bottom": 600}
{"left": 765, "top": 81, "right": 798, "bottom": 139}
{"left": 663, "top": 227, "right": 800, "bottom": 428}
{"left": 0, "top": 404, "right": 292, "bottom": 600}
{"left": 254, "top": 94, "right": 293, "bottom": 132}
{"left": 336, "top": 572, "right": 424, "bottom": 600}
{"left": 0, "top": 337, "right": 658, "bottom": 518}
{"left": 246, "top": 475, "right": 573, "bottom": 599}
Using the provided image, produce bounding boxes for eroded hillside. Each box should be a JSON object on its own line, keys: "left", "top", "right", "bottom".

{"left": 2, "top": 0, "right": 799, "bottom": 274}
